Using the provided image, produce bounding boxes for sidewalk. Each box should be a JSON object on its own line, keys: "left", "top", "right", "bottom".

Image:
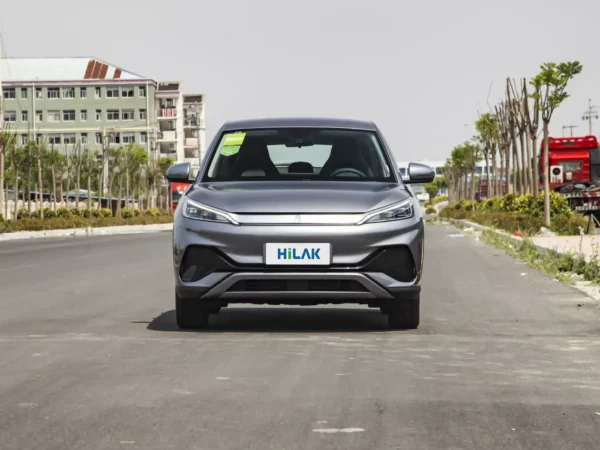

{"left": 530, "top": 235, "right": 600, "bottom": 261}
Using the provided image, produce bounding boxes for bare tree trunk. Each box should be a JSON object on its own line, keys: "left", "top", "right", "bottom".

{"left": 51, "top": 159, "right": 57, "bottom": 212}
{"left": 126, "top": 170, "right": 130, "bottom": 211}
{"left": 0, "top": 151, "right": 4, "bottom": 217}
{"left": 524, "top": 128, "right": 533, "bottom": 195}
{"left": 27, "top": 151, "right": 32, "bottom": 213}
{"left": 532, "top": 134, "right": 540, "bottom": 197}
{"left": 519, "top": 131, "right": 528, "bottom": 193}
{"left": 13, "top": 170, "right": 19, "bottom": 220}
{"left": 500, "top": 147, "right": 506, "bottom": 196}
{"left": 505, "top": 144, "right": 511, "bottom": 194}
{"left": 484, "top": 152, "right": 490, "bottom": 199}
{"left": 37, "top": 148, "right": 44, "bottom": 218}
{"left": 117, "top": 174, "right": 123, "bottom": 217}
{"left": 543, "top": 121, "right": 551, "bottom": 227}
{"left": 87, "top": 174, "right": 92, "bottom": 212}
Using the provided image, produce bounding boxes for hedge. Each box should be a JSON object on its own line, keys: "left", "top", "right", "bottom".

{"left": 0, "top": 208, "right": 173, "bottom": 233}
{"left": 439, "top": 192, "right": 590, "bottom": 236}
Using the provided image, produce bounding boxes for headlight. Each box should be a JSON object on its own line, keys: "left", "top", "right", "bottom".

{"left": 357, "top": 200, "right": 414, "bottom": 225}
{"left": 182, "top": 197, "right": 239, "bottom": 225}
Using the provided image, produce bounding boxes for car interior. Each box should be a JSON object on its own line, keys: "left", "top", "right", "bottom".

{"left": 206, "top": 129, "right": 394, "bottom": 182}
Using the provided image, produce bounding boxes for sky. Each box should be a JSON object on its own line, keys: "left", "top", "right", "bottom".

{"left": 1, "top": 0, "right": 599, "bottom": 163}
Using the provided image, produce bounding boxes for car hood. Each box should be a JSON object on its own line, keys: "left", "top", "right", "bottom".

{"left": 185, "top": 181, "right": 411, "bottom": 214}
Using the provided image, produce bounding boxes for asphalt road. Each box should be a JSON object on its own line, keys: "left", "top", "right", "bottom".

{"left": 1, "top": 226, "right": 600, "bottom": 450}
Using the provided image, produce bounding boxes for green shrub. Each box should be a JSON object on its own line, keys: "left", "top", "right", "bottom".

{"left": 133, "top": 209, "right": 141, "bottom": 217}
{"left": 16, "top": 209, "right": 30, "bottom": 219}
{"left": 0, "top": 214, "right": 173, "bottom": 233}
{"left": 0, "top": 213, "right": 4, "bottom": 224}
{"left": 56, "top": 207, "right": 72, "bottom": 218}
{"left": 551, "top": 213, "right": 588, "bottom": 235}
{"left": 145, "top": 207, "right": 161, "bottom": 217}
{"left": 100, "top": 208, "right": 113, "bottom": 218}
{"left": 30, "top": 210, "right": 41, "bottom": 219}
{"left": 425, "top": 206, "right": 436, "bottom": 214}
{"left": 121, "top": 209, "right": 134, "bottom": 219}
{"left": 43, "top": 208, "right": 57, "bottom": 219}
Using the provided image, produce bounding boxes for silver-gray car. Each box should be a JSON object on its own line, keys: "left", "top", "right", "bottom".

{"left": 166, "top": 117, "right": 435, "bottom": 330}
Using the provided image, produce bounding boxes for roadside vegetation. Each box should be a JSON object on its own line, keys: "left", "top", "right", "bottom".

{"left": 437, "top": 59, "right": 586, "bottom": 235}
{"left": 479, "top": 229, "right": 600, "bottom": 286}
{"left": 438, "top": 192, "right": 590, "bottom": 236}
{"left": 0, "top": 131, "right": 177, "bottom": 222}
{"left": 0, "top": 207, "right": 172, "bottom": 233}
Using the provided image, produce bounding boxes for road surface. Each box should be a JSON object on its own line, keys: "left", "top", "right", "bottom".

{"left": 1, "top": 225, "right": 599, "bottom": 449}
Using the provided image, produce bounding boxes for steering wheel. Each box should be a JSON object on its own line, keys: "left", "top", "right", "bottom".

{"left": 330, "top": 167, "right": 367, "bottom": 178}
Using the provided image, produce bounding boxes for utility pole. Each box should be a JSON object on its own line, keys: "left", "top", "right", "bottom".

{"left": 562, "top": 123, "right": 578, "bottom": 137}
{"left": 582, "top": 99, "right": 599, "bottom": 136}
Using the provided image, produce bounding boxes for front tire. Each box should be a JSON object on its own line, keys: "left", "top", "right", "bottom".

{"left": 387, "top": 296, "right": 420, "bottom": 330}
{"left": 176, "top": 294, "right": 210, "bottom": 329}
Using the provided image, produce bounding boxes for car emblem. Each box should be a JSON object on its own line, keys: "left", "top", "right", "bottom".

{"left": 295, "top": 215, "right": 302, "bottom": 223}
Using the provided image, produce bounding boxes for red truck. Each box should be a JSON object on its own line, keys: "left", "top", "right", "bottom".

{"left": 539, "top": 135, "right": 599, "bottom": 190}
{"left": 538, "top": 135, "right": 600, "bottom": 214}
{"left": 171, "top": 182, "right": 192, "bottom": 211}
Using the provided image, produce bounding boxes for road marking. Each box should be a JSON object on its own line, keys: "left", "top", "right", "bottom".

{"left": 215, "top": 377, "right": 230, "bottom": 380}
{"left": 313, "top": 428, "right": 364, "bottom": 433}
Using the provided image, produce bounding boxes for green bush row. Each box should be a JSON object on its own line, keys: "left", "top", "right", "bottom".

{"left": 447, "top": 192, "right": 572, "bottom": 218}
{"left": 439, "top": 193, "right": 589, "bottom": 235}
{"left": 0, "top": 214, "right": 174, "bottom": 233}
{"left": 14, "top": 207, "right": 168, "bottom": 220}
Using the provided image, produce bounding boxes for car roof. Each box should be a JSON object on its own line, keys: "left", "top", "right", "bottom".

{"left": 222, "top": 117, "right": 378, "bottom": 131}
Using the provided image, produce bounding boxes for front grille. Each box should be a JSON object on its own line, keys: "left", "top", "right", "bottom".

{"left": 228, "top": 279, "right": 368, "bottom": 292}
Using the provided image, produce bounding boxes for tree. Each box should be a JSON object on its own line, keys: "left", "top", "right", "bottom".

{"left": 0, "top": 130, "right": 16, "bottom": 218}
{"left": 531, "top": 61, "right": 583, "bottom": 227}
{"left": 475, "top": 113, "right": 499, "bottom": 197}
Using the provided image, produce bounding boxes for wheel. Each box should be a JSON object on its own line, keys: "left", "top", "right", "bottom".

{"left": 387, "top": 296, "right": 420, "bottom": 330}
{"left": 175, "top": 294, "right": 210, "bottom": 329}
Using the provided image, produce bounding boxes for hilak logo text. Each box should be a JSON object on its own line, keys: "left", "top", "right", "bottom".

{"left": 277, "top": 248, "right": 321, "bottom": 260}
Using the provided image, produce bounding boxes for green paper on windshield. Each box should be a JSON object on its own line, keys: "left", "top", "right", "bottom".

{"left": 220, "top": 132, "right": 246, "bottom": 156}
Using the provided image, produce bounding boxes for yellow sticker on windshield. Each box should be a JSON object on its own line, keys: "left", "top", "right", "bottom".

{"left": 221, "top": 132, "right": 246, "bottom": 156}
{"left": 223, "top": 132, "right": 246, "bottom": 147}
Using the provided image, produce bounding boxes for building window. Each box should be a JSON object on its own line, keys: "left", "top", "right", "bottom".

{"left": 21, "top": 88, "right": 28, "bottom": 99}
{"left": 96, "top": 109, "right": 102, "bottom": 120}
{"left": 122, "top": 87, "right": 134, "bottom": 98}
{"left": 139, "top": 109, "right": 147, "bottom": 120}
{"left": 122, "top": 109, "right": 134, "bottom": 121}
{"left": 122, "top": 133, "right": 135, "bottom": 144}
{"left": 95, "top": 87, "right": 101, "bottom": 98}
{"left": 96, "top": 133, "right": 103, "bottom": 145}
{"left": 2, "top": 88, "right": 15, "bottom": 99}
{"left": 64, "top": 134, "right": 76, "bottom": 144}
{"left": 36, "top": 110, "right": 43, "bottom": 121}
{"left": 63, "top": 110, "right": 76, "bottom": 121}
{"left": 47, "top": 110, "right": 61, "bottom": 122}
{"left": 139, "top": 86, "right": 146, "bottom": 97}
{"left": 108, "top": 132, "right": 121, "bottom": 144}
{"left": 140, "top": 132, "right": 148, "bottom": 144}
{"left": 80, "top": 87, "right": 87, "bottom": 98}
{"left": 80, "top": 110, "right": 88, "bottom": 121}
{"left": 21, "top": 135, "right": 28, "bottom": 146}
{"left": 107, "top": 109, "right": 119, "bottom": 121}
{"left": 21, "top": 111, "right": 28, "bottom": 122}
{"left": 106, "top": 87, "right": 119, "bottom": 98}
{"left": 81, "top": 133, "right": 88, "bottom": 145}
{"left": 35, "top": 88, "right": 42, "bottom": 99}
{"left": 3, "top": 111, "right": 16, "bottom": 122}
{"left": 62, "top": 87, "right": 75, "bottom": 98}
{"left": 47, "top": 88, "right": 60, "bottom": 99}
{"left": 48, "top": 134, "right": 61, "bottom": 145}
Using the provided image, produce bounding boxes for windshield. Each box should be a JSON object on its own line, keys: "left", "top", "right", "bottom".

{"left": 203, "top": 127, "right": 396, "bottom": 183}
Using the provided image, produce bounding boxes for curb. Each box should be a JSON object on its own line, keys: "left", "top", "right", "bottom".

{"left": 0, "top": 223, "right": 173, "bottom": 242}
{"left": 447, "top": 218, "right": 593, "bottom": 263}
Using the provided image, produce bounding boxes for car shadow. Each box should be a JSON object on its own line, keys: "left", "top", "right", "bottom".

{"left": 146, "top": 307, "right": 394, "bottom": 333}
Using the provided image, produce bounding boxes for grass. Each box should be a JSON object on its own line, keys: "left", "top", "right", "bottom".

{"left": 440, "top": 220, "right": 600, "bottom": 286}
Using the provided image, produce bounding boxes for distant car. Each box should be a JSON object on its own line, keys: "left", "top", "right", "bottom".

{"left": 166, "top": 117, "right": 435, "bottom": 329}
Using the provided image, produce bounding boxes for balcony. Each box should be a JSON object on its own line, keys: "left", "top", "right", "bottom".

{"left": 184, "top": 138, "right": 198, "bottom": 148}
{"left": 184, "top": 148, "right": 199, "bottom": 159}
{"left": 159, "top": 143, "right": 177, "bottom": 154}
{"left": 158, "top": 108, "right": 177, "bottom": 119}
{"left": 158, "top": 130, "right": 177, "bottom": 142}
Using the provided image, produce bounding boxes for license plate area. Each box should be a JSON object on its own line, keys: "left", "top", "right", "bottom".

{"left": 264, "top": 243, "right": 332, "bottom": 265}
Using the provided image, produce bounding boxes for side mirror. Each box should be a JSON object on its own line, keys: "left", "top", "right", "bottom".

{"left": 403, "top": 162, "right": 435, "bottom": 184}
{"left": 166, "top": 162, "right": 192, "bottom": 183}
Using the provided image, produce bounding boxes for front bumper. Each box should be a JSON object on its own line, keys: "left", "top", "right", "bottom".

{"left": 173, "top": 217, "right": 425, "bottom": 306}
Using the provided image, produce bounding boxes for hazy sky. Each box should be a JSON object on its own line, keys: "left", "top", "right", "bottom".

{"left": 1, "top": 0, "right": 599, "bottom": 162}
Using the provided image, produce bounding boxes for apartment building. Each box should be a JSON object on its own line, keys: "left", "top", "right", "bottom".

{"left": 0, "top": 57, "right": 205, "bottom": 171}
